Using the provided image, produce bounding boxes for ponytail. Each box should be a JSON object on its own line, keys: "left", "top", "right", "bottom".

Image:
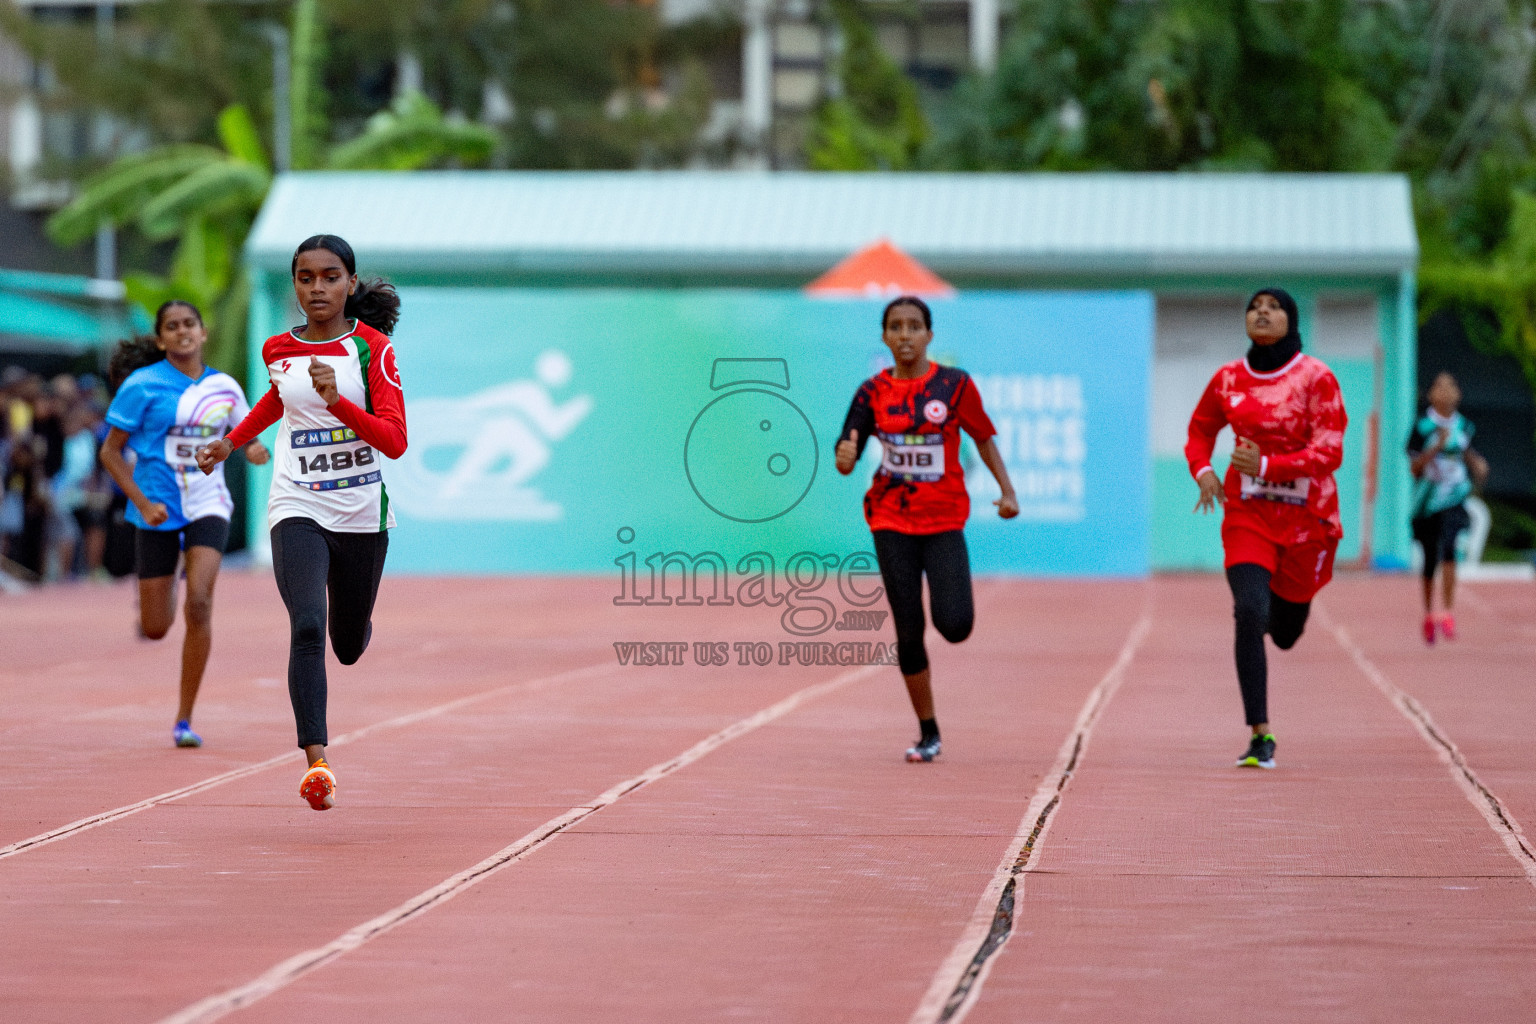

{"left": 293, "top": 233, "right": 401, "bottom": 336}
{"left": 345, "top": 278, "right": 401, "bottom": 336}
{"left": 106, "top": 334, "right": 165, "bottom": 395}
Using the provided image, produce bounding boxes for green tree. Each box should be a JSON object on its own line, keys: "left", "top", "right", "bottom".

{"left": 44, "top": 104, "right": 271, "bottom": 375}
{"left": 808, "top": 0, "right": 927, "bottom": 171}
{"left": 928, "top": 0, "right": 1408, "bottom": 173}
{"left": 314, "top": 0, "right": 715, "bottom": 168}
{"left": 0, "top": 0, "right": 282, "bottom": 167}
{"left": 923, "top": 0, "right": 1536, "bottom": 421}
{"left": 44, "top": 0, "right": 495, "bottom": 384}
{"left": 1420, "top": 191, "right": 1536, "bottom": 398}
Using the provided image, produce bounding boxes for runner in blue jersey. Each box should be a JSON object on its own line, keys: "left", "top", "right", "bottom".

{"left": 99, "top": 301, "right": 269, "bottom": 747}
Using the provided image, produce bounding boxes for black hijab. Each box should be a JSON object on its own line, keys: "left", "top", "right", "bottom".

{"left": 1245, "top": 287, "right": 1302, "bottom": 373}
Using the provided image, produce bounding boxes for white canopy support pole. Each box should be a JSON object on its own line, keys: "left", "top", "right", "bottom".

{"left": 970, "top": 0, "right": 999, "bottom": 74}
{"left": 742, "top": 0, "right": 772, "bottom": 167}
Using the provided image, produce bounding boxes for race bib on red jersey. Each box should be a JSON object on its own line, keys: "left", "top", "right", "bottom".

{"left": 1240, "top": 473, "right": 1310, "bottom": 506}
{"left": 879, "top": 432, "right": 946, "bottom": 482}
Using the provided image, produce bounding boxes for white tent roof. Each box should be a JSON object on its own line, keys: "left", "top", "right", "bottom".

{"left": 247, "top": 171, "right": 1417, "bottom": 281}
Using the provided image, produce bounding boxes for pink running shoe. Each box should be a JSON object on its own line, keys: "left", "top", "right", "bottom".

{"left": 1439, "top": 613, "right": 1457, "bottom": 641}
{"left": 1422, "top": 614, "right": 1437, "bottom": 645}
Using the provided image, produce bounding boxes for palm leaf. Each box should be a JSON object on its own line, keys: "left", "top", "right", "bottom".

{"left": 47, "top": 145, "right": 223, "bottom": 244}
{"left": 327, "top": 91, "right": 495, "bottom": 170}
{"left": 137, "top": 161, "right": 271, "bottom": 240}
{"left": 168, "top": 217, "right": 235, "bottom": 300}
{"left": 217, "top": 104, "right": 270, "bottom": 171}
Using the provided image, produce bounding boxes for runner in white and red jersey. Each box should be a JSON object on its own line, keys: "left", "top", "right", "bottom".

{"left": 197, "top": 234, "right": 407, "bottom": 810}
{"left": 837, "top": 295, "right": 1019, "bottom": 763}
{"left": 1186, "top": 288, "right": 1347, "bottom": 771}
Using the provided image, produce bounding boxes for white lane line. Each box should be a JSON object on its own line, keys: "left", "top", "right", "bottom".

{"left": 1319, "top": 603, "right": 1536, "bottom": 888}
{"left": 156, "top": 662, "right": 882, "bottom": 1024}
{"left": 0, "top": 661, "right": 615, "bottom": 861}
{"left": 909, "top": 609, "right": 1153, "bottom": 1024}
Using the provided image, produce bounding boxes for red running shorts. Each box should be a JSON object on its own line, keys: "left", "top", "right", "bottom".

{"left": 1222, "top": 504, "right": 1340, "bottom": 604}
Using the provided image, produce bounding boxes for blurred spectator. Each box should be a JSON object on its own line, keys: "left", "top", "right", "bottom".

{"left": 33, "top": 378, "right": 67, "bottom": 479}
{"left": 2, "top": 420, "right": 47, "bottom": 579}
{"left": 0, "top": 364, "right": 120, "bottom": 585}
{"left": 49, "top": 402, "right": 106, "bottom": 580}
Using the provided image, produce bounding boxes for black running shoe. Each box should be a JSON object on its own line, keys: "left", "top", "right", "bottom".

{"left": 906, "top": 736, "right": 942, "bottom": 763}
{"left": 1236, "top": 734, "right": 1276, "bottom": 769}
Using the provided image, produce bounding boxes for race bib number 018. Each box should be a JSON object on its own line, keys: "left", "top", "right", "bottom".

{"left": 289, "top": 427, "right": 381, "bottom": 492}
{"left": 166, "top": 424, "right": 219, "bottom": 467}
{"left": 1239, "top": 473, "right": 1310, "bottom": 506}
{"left": 879, "top": 433, "right": 945, "bottom": 482}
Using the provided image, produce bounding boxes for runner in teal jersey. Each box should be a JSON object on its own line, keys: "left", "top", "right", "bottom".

{"left": 1408, "top": 371, "right": 1489, "bottom": 644}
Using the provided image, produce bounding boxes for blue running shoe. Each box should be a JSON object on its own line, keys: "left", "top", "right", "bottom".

{"left": 173, "top": 720, "right": 202, "bottom": 748}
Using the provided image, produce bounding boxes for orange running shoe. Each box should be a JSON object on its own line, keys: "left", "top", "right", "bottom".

{"left": 299, "top": 759, "right": 336, "bottom": 811}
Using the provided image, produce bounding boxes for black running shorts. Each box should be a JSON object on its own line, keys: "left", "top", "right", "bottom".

{"left": 1411, "top": 503, "right": 1471, "bottom": 578}
{"left": 135, "top": 516, "right": 231, "bottom": 579}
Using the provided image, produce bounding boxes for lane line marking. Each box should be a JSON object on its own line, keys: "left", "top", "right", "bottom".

{"left": 156, "top": 662, "right": 881, "bottom": 1024}
{"left": 0, "top": 661, "right": 615, "bottom": 861}
{"left": 909, "top": 608, "right": 1153, "bottom": 1024}
{"left": 1319, "top": 603, "right": 1536, "bottom": 888}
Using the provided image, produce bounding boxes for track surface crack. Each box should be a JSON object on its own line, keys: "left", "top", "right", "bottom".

{"left": 911, "top": 610, "right": 1153, "bottom": 1024}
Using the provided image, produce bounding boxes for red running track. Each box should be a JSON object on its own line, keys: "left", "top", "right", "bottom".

{"left": 1, "top": 571, "right": 1533, "bottom": 1022}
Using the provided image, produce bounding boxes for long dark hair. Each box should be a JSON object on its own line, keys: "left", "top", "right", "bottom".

{"left": 106, "top": 300, "right": 205, "bottom": 395}
{"left": 292, "top": 234, "right": 401, "bottom": 336}
{"left": 107, "top": 335, "right": 162, "bottom": 395}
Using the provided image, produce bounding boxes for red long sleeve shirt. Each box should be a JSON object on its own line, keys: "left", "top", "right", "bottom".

{"left": 1186, "top": 352, "right": 1347, "bottom": 538}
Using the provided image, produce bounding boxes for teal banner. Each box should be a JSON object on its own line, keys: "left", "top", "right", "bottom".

{"left": 249, "top": 289, "right": 1152, "bottom": 577}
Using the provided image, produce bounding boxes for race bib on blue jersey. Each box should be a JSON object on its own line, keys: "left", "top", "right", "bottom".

{"left": 165, "top": 424, "right": 220, "bottom": 467}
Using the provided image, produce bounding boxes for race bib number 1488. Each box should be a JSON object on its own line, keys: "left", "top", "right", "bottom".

{"left": 289, "top": 427, "right": 381, "bottom": 492}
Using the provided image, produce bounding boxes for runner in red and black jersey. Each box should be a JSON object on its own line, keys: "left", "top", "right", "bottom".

{"left": 197, "top": 234, "right": 407, "bottom": 810}
{"left": 836, "top": 296, "right": 1019, "bottom": 762}
{"left": 1187, "top": 288, "right": 1347, "bottom": 770}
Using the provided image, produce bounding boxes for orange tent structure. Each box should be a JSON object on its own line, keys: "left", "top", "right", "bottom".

{"left": 804, "top": 239, "right": 955, "bottom": 297}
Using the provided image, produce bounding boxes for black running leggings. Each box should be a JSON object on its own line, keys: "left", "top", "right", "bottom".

{"left": 872, "top": 529, "right": 974, "bottom": 676}
{"left": 1227, "top": 563, "right": 1311, "bottom": 726}
{"left": 270, "top": 517, "right": 388, "bottom": 748}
